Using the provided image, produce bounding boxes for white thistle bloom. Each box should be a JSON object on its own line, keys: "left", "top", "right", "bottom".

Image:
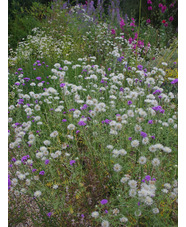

{"left": 67, "top": 124, "right": 76, "bottom": 130}
{"left": 91, "top": 211, "right": 99, "bottom": 218}
{"left": 113, "top": 164, "right": 122, "bottom": 172}
{"left": 139, "top": 156, "right": 147, "bottom": 165}
{"left": 131, "top": 140, "right": 139, "bottom": 147}
{"left": 101, "top": 220, "right": 109, "bottom": 227}
{"left": 152, "top": 158, "right": 160, "bottom": 166}
{"left": 34, "top": 191, "right": 42, "bottom": 197}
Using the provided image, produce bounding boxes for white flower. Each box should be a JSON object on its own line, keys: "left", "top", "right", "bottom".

{"left": 152, "top": 208, "right": 159, "bottom": 214}
{"left": 163, "top": 147, "right": 172, "bottom": 153}
{"left": 18, "top": 174, "right": 26, "bottom": 180}
{"left": 119, "top": 149, "right": 127, "bottom": 156}
{"left": 91, "top": 211, "right": 99, "bottom": 218}
{"left": 101, "top": 220, "right": 109, "bottom": 227}
{"left": 113, "top": 208, "right": 120, "bottom": 215}
{"left": 149, "top": 145, "right": 157, "bottom": 152}
{"left": 34, "top": 191, "right": 42, "bottom": 197}
{"left": 152, "top": 158, "right": 160, "bottom": 166}
{"left": 164, "top": 183, "right": 171, "bottom": 190}
{"left": 53, "top": 185, "right": 58, "bottom": 189}
{"left": 128, "top": 110, "right": 134, "bottom": 117}
{"left": 43, "top": 140, "right": 51, "bottom": 146}
{"left": 120, "top": 217, "right": 128, "bottom": 223}
{"left": 129, "top": 189, "right": 137, "bottom": 197}
{"left": 134, "top": 210, "right": 141, "bottom": 217}
{"left": 145, "top": 196, "right": 153, "bottom": 206}
{"left": 14, "top": 160, "right": 21, "bottom": 166}
{"left": 107, "top": 145, "right": 113, "bottom": 150}
{"left": 135, "top": 125, "right": 142, "bottom": 132}
{"left": 139, "top": 156, "right": 147, "bottom": 165}
{"left": 128, "top": 180, "right": 137, "bottom": 188}
{"left": 67, "top": 124, "right": 76, "bottom": 130}
{"left": 131, "top": 140, "right": 139, "bottom": 147}
{"left": 162, "top": 189, "right": 168, "bottom": 193}
{"left": 50, "top": 131, "right": 58, "bottom": 137}
{"left": 142, "top": 137, "right": 149, "bottom": 145}
{"left": 36, "top": 152, "right": 43, "bottom": 159}
{"left": 113, "top": 164, "right": 122, "bottom": 172}
{"left": 120, "top": 176, "right": 129, "bottom": 184}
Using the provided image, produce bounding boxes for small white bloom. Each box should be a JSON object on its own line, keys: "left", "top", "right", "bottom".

{"left": 34, "top": 191, "right": 42, "bottom": 197}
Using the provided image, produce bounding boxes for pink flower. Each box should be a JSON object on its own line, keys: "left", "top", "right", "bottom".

{"left": 158, "top": 3, "right": 163, "bottom": 8}
{"left": 120, "top": 18, "right": 125, "bottom": 28}
{"left": 169, "top": 16, "right": 174, "bottom": 22}
{"left": 148, "top": 6, "right": 152, "bottom": 10}
{"left": 161, "top": 5, "right": 167, "bottom": 13}
{"left": 147, "top": 0, "right": 152, "bottom": 4}
{"left": 164, "top": 22, "right": 168, "bottom": 27}
{"left": 111, "top": 29, "right": 116, "bottom": 35}
{"left": 146, "top": 19, "right": 151, "bottom": 24}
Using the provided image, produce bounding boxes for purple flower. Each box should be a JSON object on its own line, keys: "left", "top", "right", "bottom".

{"left": 36, "top": 77, "right": 42, "bottom": 80}
{"left": 151, "top": 136, "right": 155, "bottom": 139}
{"left": 45, "top": 159, "right": 50, "bottom": 165}
{"left": 138, "top": 202, "right": 140, "bottom": 206}
{"left": 146, "top": 19, "right": 151, "bottom": 24}
{"left": 137, "top": 65, "right": 143, "bottom": 70}
{"left": 12, "top": 158, "right": 16, "bottom": 162}
{"left": 108, "top": 68, "right": 111, "bottom": 71}
{"left": 60, "top": 83, "right": 66, "bottom": 87}
{"left": 100, "top": 199, "right": 108, "bottom": 205}
{"left": 32, "top": 169, "right": 37, "bottom": 172}
{"left": 78, "top": 121, "right": 86, "bottom": 126}
{"left": 70, "top": 160, "right": 76, "bottom": 166}
{"left": 128, "top": 137, "right": 132, "bottom": 141}
{"left": 62, "top": 119, "right": 67, "bottom": 122}
{"left": 145, "top": 175, "right": 151, "bottom": 181}
{"left": 76, "top": 130, "right": 80, "bottom": 134}
{"left": 171, "top": 78, "right": 178, "bottom": 84}
{"left": 152, "top": 178, "right": 156, "bottom": 181}
{"left": 148, "top": 120, "right": 153, "bottom": 124}
{"left": 142, "top": 179, "right": 145, "bottom": 183}
{"left": 128, "top": 100, "right": 132, "bottom": 105}
{"left": 105, "top": 210, "right": 108, "bottom": 213}
{"left": 140, "top": 131, "right": 147, "bottom": 138}
{"left": 39, "top": 171, "right": 45, "bottom": 175}
{"left": 38, "top": 63, "right": 41, "bottom": 66}
{"left": 120, "top": 87, "right": 124, "bottom": 92}
{"left": 81, "top": 214, "right": 85, "bottom": 218}
{"left": 47, "top": 212, "right": 52, "bottom": 217}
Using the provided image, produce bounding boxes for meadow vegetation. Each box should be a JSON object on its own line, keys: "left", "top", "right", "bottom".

{"left": 8, "top": 0, "right": 178, "bottom": 226}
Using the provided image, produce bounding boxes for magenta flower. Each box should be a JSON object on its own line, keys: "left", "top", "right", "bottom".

{"left": 159, "top": 3, "right": 163, "bottom": 8}
{"left": 111, "top": 29, "right": 116, "bottom": 35}
{"left": 146, "top": 19, "right": 151, "bottom": 24}
{"left": 147, "top": 0, "right": 152, "bottom": 4}
{"left": 169, "top": 16, "right": 174, "bottom": 22}
{"left": 148, "top": 6, "right": 152, "bottom": 10}
{"left": 100, "top": 199, "right": 108, "bottom": 205}
{"left": 161, "top": 5, "right": 167, "bottom": 13}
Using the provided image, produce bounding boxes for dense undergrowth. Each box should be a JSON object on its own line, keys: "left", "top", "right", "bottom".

{"left": 8, "top": 1, "right": 178, "bottom": 226}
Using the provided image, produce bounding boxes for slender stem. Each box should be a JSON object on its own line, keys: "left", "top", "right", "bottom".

{"left": 136, "top": 0, "right": 142, "bottom": 64}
